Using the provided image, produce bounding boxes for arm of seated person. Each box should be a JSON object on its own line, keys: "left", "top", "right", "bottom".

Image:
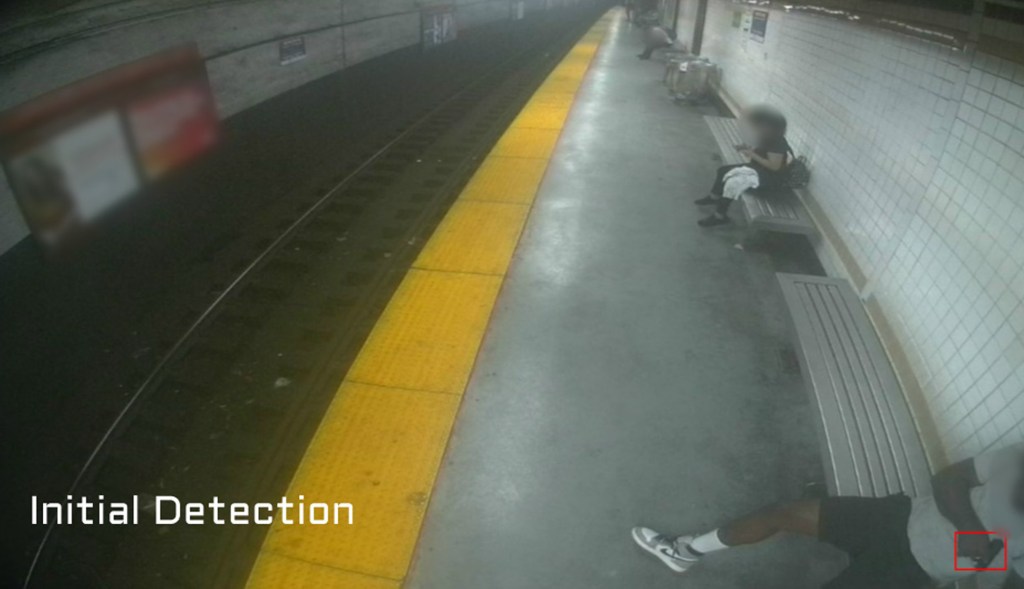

{"left": 933, "top": 458, "right": 990, "bottom": 560}
{"left": 741, "top": 150, "right": 785, "bottom": 171}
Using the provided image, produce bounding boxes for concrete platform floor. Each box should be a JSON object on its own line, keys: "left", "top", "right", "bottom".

{"left": 405, "top": 11, "right": 849, "bottom": 589}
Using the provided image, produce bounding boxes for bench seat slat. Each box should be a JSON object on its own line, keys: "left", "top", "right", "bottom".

{"left": 809, "top": 283, "right": 904, "bottom": 495}
{"left": 819, "top": 283, "right": 924, "bottom": 496}
{"left": 750, "top": 194, "right": 801, "bottom": 220}
{"left": 798, "top": 282, "right": 887, "bottom": 495}
{"left": 826, "top": 283, "right": 932, "bottom": 496}
{"left": 801, "top": 280, "right": 929, "bottom": 496}
{"left": 778, "top": 273, "right": 932, "bottom": 498}
{"left": 790, "top": 283, "right": 868, "bottom": 494}
{"left": 740, "top": 192, "right": 817, "bottom": 235}
{"left": 703, "top": 115, "right": 746, "bottom": 165}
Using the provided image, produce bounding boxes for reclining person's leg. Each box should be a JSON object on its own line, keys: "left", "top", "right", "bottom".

{"left": 634, "top": 494, "right": 929, "bottom": 589}
{"left": 632, "top": 499, "right": 820, "bottom": 572}
{"left": 718, "top": 498, "right": 821, "bottom": 544}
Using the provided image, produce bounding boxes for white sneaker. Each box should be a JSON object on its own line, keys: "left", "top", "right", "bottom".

{"left": 631, "top": 527, "right": 700, "bottom": 573}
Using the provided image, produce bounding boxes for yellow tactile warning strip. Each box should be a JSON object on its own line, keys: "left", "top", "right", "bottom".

{"left": 346, "top": 270, "right": 503, "bottom": 395}
{"left": 246, "top": 13, "right": 612, "bottom": 589}
{"left": 415, "top": 201, "right": 531, "bottom": 275}
{"left": 489, "top": 126, "right": 562, "bottom": 159}
{"left": 262, "top": 382, "right": 461, "bottom": 577}
{"left": 458, "top": 157, "right": 549, "bottom": 204}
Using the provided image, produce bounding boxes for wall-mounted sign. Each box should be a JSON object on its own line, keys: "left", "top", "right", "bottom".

{"left": 279, "top": 37, "right": 307, "bottom": 65}
{"left": 0, "top": 44, "right": 219, "bottom": 249}
{"left": 6, "top": 110, "right": 140, "bottom": 244}
{"left": 422, "top": 6, "right": 457, "bottom": 49}
{"left": 127, "top": 80, "right": 219, "bottom": 179}
{"left": 751, "top": 10, "right": 769, "bottom": 43}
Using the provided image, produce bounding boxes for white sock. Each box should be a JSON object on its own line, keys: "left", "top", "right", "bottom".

{"left": 689, "top": 529, "right": 729, "bottom": 554}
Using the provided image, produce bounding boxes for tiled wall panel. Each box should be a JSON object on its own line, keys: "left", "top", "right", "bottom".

{"left": 697, "top": 0, "right": 1024, "bottom": 459}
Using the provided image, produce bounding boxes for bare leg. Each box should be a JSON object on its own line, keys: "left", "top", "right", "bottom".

{"left": 632, "top": 499, "right": 822, "bottom": 573}
{"left": 718, "top": 499, "right": 821, "bottom": 546}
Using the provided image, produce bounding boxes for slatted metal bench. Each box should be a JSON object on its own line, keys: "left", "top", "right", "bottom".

{"left": 777, "top": 273, "right": 932, "bottom": 497}
{"left": 702, "top": 115, "right": 817, "bottom": 237}
{"left": 703, "top": 114, "right": 746, "bottom": 165}
{"left": 658, "top": 41, "right": 689, "bottom": 63}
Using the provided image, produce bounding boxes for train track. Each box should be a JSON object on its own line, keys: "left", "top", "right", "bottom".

{"left": 25, "top": 6, "right": 605, "bottom": 588}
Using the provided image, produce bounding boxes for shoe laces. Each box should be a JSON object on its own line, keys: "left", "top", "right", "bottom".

{"left": 654, "top": 534, "right": 680, "bottom": 554}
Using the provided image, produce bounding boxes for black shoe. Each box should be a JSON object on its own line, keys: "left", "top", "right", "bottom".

{"left": 698, "top": 214, "right": 731, "bottom": 227}
{"left": 694, "top": 195, "right": 717, "bottom": 205}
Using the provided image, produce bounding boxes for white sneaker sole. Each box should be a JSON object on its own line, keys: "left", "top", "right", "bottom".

{"left": 631, "top": 528, "right": 695, "bottom": 573}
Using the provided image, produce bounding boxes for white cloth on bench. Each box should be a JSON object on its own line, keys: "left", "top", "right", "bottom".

{"left": 722, "top": 165, "right": 759, "bottom": 200}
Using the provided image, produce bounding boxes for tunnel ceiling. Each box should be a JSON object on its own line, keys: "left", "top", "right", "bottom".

{"left": 0, "top": 0, "right": 254, "bottom": 60}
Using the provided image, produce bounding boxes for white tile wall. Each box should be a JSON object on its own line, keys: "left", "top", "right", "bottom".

{"left": 693, "top": 0, "right": 1024, "bottom": 460}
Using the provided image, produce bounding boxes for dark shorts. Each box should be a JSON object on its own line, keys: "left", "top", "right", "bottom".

{"left": 819, "top": 494, "right": 933, "bottom": 589}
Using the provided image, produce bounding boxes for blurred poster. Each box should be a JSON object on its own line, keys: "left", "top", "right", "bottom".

{"left": 127, "top": 81, "right": 219, "bottom": 179}
{"left": 0, "top": 44, "right": 219, "bottom": 250}
{"left": 51, "top": 112, "right": 139, "bottom": 221}
{"left": 7, "top": 112, "right": 139, "bottom": 244}
{"left": 422, "top": 7, "right": 457, "bottom": 49}
{"left": 740, "top": 10, "right": 752, "bottom": 33}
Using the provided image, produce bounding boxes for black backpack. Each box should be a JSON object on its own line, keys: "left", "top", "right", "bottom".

{"left": 785, "top": 147, "right": 810, "bottom": 189}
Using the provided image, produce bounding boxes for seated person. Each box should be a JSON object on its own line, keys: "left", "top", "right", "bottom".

{"left": 632, "top": 443, "right": 1024, "bottom": 588}
{"left": 695, "top": 105, "right": 790, "bottom": 227}
{"left": 637, "top": 25, "right": 675, "bottom": 60}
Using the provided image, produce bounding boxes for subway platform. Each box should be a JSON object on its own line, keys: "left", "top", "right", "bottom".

{"left": 242, "top": 9, "right": 846, "bottom": 589}
{"left": 405, "top": 11, "right": 843, "bottom": 589}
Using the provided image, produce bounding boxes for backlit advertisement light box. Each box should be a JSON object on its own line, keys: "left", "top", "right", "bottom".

{"left": 0, "top": 44, "right": 220, "bottom": 250}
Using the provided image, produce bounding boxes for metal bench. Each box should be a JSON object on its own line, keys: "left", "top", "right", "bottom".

{"left": 777, "top": 273, "right": 932, "bottom": 497}
{"left": 658, "top": 41, "right": 689, "bottom": 63}
{"left": 703, "top": 114, "right": 746, "bottom": 165}
{"left": 702, "top": 115, "right": 817, "bottom": 236}
{"left": 740, "top": 190, "right": 817, "bottom": 236}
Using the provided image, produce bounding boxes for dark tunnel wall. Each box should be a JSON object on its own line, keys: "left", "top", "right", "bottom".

{"left": 0, "top": 0, "right": 572, "bottom": 254}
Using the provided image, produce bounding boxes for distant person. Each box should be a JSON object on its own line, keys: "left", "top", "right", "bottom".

{"left": 632, "top": 443, "right": 1024, "bottom": 588}
{"left": 695, "top": 106, "right": 790, "bottom": 227}
{"left": 624, "top": 0, "right": 635, "bottom": 22}
{"left": 638, "top": 25, "right": 674, "bottom": 60}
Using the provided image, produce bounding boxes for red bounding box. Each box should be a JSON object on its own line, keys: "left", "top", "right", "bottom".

{"left": 954, "top": 531, "right": 1008, "bottom": 571}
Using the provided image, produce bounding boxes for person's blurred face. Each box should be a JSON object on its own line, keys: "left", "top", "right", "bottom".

{"left": 753, "top": 121, "right": 772, "bottom": 142}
